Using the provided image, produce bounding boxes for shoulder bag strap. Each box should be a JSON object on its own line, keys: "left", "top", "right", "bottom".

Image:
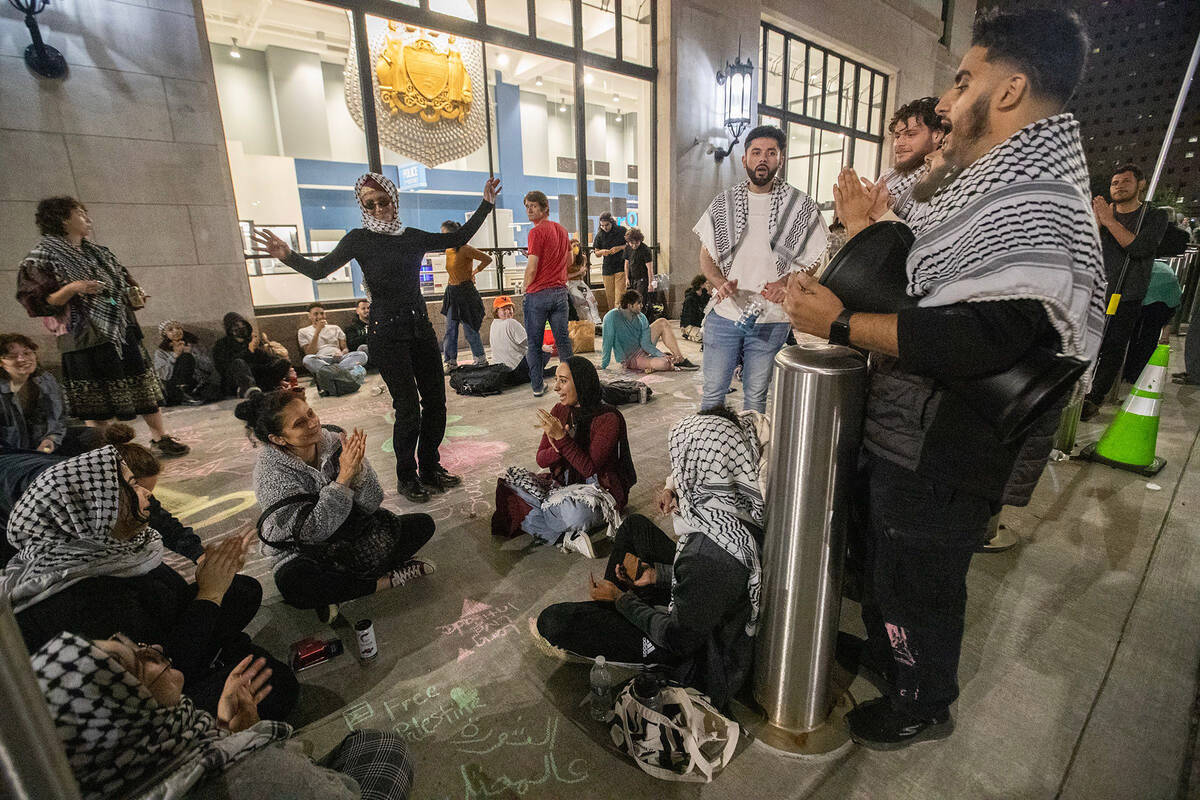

{"left": 255, "top": 492, "right": 321, "bottom": 549}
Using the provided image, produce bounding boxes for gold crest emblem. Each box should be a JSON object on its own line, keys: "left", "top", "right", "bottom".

{"left": 376, "top": 23, "right": 472, "bottom": 124}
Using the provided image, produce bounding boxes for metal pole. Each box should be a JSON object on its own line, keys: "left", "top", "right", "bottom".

{"left": 0, "top": 597, "right": 81, "bottom": 800}
{"left": 752, "top": 343, "right": 866, "bottom": 755}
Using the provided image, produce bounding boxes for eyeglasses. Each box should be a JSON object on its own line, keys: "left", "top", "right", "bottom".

{"left": 108, "top": 632, "right": 173, "bottom": 688}
{"left": 363, "top": 197, "right": 392, "bottom": 212}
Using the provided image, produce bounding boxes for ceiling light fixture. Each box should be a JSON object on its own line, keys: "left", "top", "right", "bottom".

{"left": 230, "top": 37, "right": 242, "bottom": 59}
{"left": 560, "top": 99, "right": 568, "bottom": 112}
{"left": 615, "top": 113, "right": 622, "bottom": 123}
{"left": 535, "top": 75, "right": 543, "bottom": 87}
{"left": 612, "top": 92, "right": 620, "bottom": 104}
{"left": 585, "top": 73, "right": 593, "bottom": 85}
{"left": 497, "top": 52, "right": 510, "bottom": 67}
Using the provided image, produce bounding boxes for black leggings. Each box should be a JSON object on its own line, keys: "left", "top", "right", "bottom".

{"left": 273, "top": 513, "right": 436, "bottom": 609}
{"left": 536, "top": 514, "right": 678, "bottom": 664}
{"left": 372, "top": 313, "right": 447, "bottom": 482}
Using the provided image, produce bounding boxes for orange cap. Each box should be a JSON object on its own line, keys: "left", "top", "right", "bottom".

{"left": 492, "top": 295, "right": 514, "bottom": 310}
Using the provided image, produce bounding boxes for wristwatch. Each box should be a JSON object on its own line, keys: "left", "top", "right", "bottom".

{"left": 828, "top": 308, "right": 853, "bottom": 346}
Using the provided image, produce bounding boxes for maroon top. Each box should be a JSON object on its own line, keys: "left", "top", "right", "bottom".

{"left": 536, "top": 403, "right": 635, "bottom": 510}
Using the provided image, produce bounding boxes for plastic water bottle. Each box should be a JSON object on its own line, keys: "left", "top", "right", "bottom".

{"left": 632, "top": 671, "right": 663, "bottom": 714}
{"left": 589, "top": 656, "right": 615, "bottom": 722}
{"left": 734, "top": 293, "right": 766, "bottom": 333}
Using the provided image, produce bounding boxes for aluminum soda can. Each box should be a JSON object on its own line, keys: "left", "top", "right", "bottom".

{"left": 638, "top": 384, "right": 648, "bottom": 404}
{"left": 355, "top": 619, "right": 378, "bottom": 661}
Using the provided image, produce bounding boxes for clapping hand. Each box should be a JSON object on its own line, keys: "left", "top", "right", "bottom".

{"left": 194, "top": 530, "right": 253, "bottom": 605}
{"left": 483, "top": 177, "right": 502, "bottom": 204}
{"left": 832, "top": 167, "right": 875, "bottom": 237}
{"left": 251, "top": 229, "right": 292, "bottom": 261}
{"left": 337, "top": 428, "right": 367, "bottom": 485}
{"left": 535, "top": 408, "right": 566, "bottom": 440}
{"left": 1092, "top": 195, "right": 1116, "bottom": 226}
{"left": 217, "top": 654, "right": 274, "bottom": 733}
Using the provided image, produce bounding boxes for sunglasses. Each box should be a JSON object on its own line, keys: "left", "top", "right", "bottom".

{"left": 363, "top": 196, "right": 393, "bottom": 212}
{"left": 108, "top": 632, "right": 173, "bottom": 689}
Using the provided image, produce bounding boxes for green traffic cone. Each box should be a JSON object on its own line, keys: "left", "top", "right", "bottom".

{"left": 1080, "top": 343, "right": 1168, "bottom": 476}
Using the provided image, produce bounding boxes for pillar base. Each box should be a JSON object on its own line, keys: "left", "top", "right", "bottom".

{"left": 737, "top": 692, "right": 854, "bottom": 759}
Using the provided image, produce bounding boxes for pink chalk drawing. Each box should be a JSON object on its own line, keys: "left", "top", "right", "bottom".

{"left": 439, "top": 440, "right": 510, "bottom": 471}
{"left": 633, "top": 372, "right": 669, "bottom": 385}
{"left": 445, "top": 425, "right": 487, "bottom": 437}
{"left": 885, "top": 622, "right": 916, "bottom": 667}
{"left": 438, "top": 598, "right": 519, "bottom": 661}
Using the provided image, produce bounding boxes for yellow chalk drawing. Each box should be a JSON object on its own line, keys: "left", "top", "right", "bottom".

{"left": 155, "top": 487, "right": 259, "bottom": 529}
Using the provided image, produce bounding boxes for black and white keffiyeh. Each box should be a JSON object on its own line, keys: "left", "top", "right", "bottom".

{"left": 33, "top": 631, "right": 290, "bottom": 800}
{"left": 883, "top": 164, "right": 928, "bottom": 224}
{"left": 668, "top": 413, "right": 765, "bottom": 635}
{"left": 906, "top": 114, "right": 1107, "bottom": 361}
{"left": 27, "top": 234, "right": 134, "bottom": 346}
{"left": 499, "top": 466, "right": 623, "bottom": 533}
{"left": 355, "top": 172, "right": 406, "bottom": 236}
{"left": 1, "top": 446, "right": 163, "bottom": 613}
{"left": 693, "top": 177, "right": 828, "bottom": 279}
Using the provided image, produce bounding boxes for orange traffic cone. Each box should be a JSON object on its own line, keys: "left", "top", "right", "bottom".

{"left": 1079, "top": 344, "right": 1168, "bottom": 476}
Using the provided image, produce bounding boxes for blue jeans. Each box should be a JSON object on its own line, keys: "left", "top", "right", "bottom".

{"left": 302, "top": 351, "right": 368, "bottom": 375}
{"left": 442, "top": 307, "right": 485, "bottom": 364}
{"left": 700, "top": 312, "right": 791, "bottom": 413}
{"left": 523, "top": 287, "right": 572, "bottom": 392}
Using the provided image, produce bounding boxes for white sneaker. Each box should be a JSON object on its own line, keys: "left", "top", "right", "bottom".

{"left": 472, "top": 357, "right": 489, "bottom": 367}
{"left": 389, "top": 558, "right": 437, "bottom": 588}
{"left": 562, "top": 530, "right": 596, "bottom": 559}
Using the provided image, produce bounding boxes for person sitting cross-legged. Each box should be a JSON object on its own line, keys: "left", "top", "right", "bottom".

{"left": 534, "top": 407, "right": 768, "bottom": 710}
{"left": 238, "top": 390, "right": 436, "bottom": 624}
{"left": 600, "top": 290, "right": 698, "bottom": 374}
{"left": 298, "top": 303, "right": 368, "bottom": 376}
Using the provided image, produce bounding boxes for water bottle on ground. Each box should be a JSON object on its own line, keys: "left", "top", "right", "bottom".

{"left": 589, "top": 656, "right": 615, "bottom": 722}
{"left": 632, "top": 671, "right": 663, "bottom": 714}
{"left": 734, "top": 293, "right": 766, "bottom": 333}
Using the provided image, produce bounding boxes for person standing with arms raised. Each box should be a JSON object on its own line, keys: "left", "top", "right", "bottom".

{"left": 253, "top": 173, "right": 500, "bottom": 503}
{"left": 521, "top": 191, "right": 573, "bottom": 397}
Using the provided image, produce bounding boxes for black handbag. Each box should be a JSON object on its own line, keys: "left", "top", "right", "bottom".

{"left": 820, "top": 221, "right": 1088, "bottom": 444}
{"left": 256, "top": 493, "right": 403, "bottom": 580}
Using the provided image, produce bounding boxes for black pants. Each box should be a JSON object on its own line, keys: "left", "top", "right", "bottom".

{"left": 858, "top": 455, "right": 990, "bottom": 718}
{"left": 1086, "top": 297, "right": 1142, "bottom": 403}
{"left": 372, "top": 311, "right": 447, "bottom": 482}
{"left": 1123, "top": 301, "right": 1176, "bottom": 383}
{"left": 221, "top": 357, "right": 256, "bottom": 398}
{"left": 537, "top": 514, "right": 677, "bottom": 664}
{"left": 273, "top": 513, "right": 436, "bottom": 609}
{"left": 161, "top": 352, "right": 198, "bottom": 405}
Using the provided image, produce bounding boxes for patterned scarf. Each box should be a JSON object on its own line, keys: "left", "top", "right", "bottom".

{"left": 693, "top": 177, "right": 828, "bottom": 278}
{"left": 355, "top": 172, "right": 405, "bottom": 236}
{"left": 500, "top": 466, "right": 624, "bottom": 534}
{"left": 667, "top": 413, "right": 765, "bottom": 635}
{"left": 33, "top": 632, "right": 290, "bottom": 800}
{"left": 34, "top": 234, "right": 133, "bottom": 346}
{"left": 0, "top": 446, "right": 163, "bottom": 613}
{"left": 906, "top": 114, "right": 1107, "bottom": 361}
{"left": 883, "top": 163, "right": 928, "bottom": 224}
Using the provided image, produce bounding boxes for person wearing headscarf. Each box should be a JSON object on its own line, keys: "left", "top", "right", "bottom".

{"left": 32, "top": 631, "right": 413, "bottom": 799}
{"left": 154, "top": 319, "right": 220, "bottom": 406}
{"left": 534, "top": 407, "right": 767, "bottom": 711}
{"left": 212, "top": 312, "right": 274, "bottom": 399}
{"left": 16, "top": 197, "right": 190, "bottom": 457}
{"left": 5, "top": 446, "right": 297, "bottom": 720}
{"left": 491, "top": 356, "right": 636, "bottom": 558}
{"left": 252, "top": 174, "right": 500, "bottom": 503}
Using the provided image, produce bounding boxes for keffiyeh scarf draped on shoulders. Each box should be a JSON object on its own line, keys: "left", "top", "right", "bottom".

{"left": 884, "top": 164, "right": 929, "bottom": 225}
{"left": 355, "top": 172, "right": 406, "bottom": 236}
{"left": 693, "top": 177, "right": 828, "bottom": 278}
{"left": 1, "top": 446, "right": 163, "bottom": 613}
{"left": 668, "top": 413, "right": 766, "bottom": 635}
{"left": 25, "top": 235, "right": 134, "bottom": 346}
{"left": 905, "top": 114, "right": 1107, "bottom": 361}
{"left": 33, "top": 632, "right": 289, "bottom": 800}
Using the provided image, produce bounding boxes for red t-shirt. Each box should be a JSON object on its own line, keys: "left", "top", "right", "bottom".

{"left": 525, "top": 219, "right": 570, "bottom": 294}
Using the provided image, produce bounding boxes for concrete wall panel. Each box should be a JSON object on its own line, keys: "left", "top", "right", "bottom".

{"left": 0, "top": 131, "right": 76, "bottom": 202}
{"left": 188, "top": 204, "right": 246, "bottom": 266}
{"left": 0, "top": 202, "right": 38, "bottom": 269}
{"left": 165, "top": 78, "right": 222, "bottom": 145}
{"left": 86, "top": 204, "right": 198, "bottom": 267}
{"left": 65, "top": 136, "right": 229, "bottom": 206}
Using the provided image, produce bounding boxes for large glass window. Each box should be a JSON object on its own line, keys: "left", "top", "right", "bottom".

{"left": 203, "top": 0, "right": 656, "bottom": 309}
{"left": 758, "top": 22, "right": 888, "bottom": 220}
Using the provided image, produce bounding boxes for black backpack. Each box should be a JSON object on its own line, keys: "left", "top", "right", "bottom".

{"left": 600, "top": 378, "right": 652, "bottom": 405}
{"left": 449, "top": 364, "right": 511, "bottom": 396}
{"left": 313, "top": 365, "right": 362, "bottom": 397}
{"left": 1157, "top": 221, "right": 1190, "bottom": 257}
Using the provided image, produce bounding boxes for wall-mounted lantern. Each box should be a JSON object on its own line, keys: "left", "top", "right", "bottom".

{"left": 9, "top": 0, "right": 67, "bottom": 79}
{"left": 713, "top": 47, "right": 754, "bottom": 162}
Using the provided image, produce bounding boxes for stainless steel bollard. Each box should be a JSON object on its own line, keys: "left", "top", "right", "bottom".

{"left": 0, "top": 596, "right": 81, "bottom": 800}
{"left": 752, "top": 343, "right": 867, "bottom": 755}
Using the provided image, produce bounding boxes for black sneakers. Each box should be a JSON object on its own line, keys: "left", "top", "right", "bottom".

{"left": 420, "top": 466, "right": 462, "bottom": 493}
{"left": 151, "top": 435, "right": 190, "bottom": 458}
{"left": 846, "top": 697, "right": 954, "bottom": 750}
{"left": 835, "top": 633, "right": 894, "bottom": 696}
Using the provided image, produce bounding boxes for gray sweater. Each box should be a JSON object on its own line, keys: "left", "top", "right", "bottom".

{"left": 253, "top": 428, "right": 383, "bottom": 568}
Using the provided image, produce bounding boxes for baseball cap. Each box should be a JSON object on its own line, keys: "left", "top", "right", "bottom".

{"left": 492, "top": 295, "right": 514, "bottom": 310}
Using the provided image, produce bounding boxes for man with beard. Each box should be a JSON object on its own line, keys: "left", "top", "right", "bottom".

{"left": 881, "top": 97, "right": 944, "bottom": 221}
{"left": 784, "top": 7, "right": 1105, "bottom": 748}
{"left": 1081, "top": 164, "right": 1168, "bottom": 419}
{"left": 694, "top": 125, "right": 828, "bottom": 413}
